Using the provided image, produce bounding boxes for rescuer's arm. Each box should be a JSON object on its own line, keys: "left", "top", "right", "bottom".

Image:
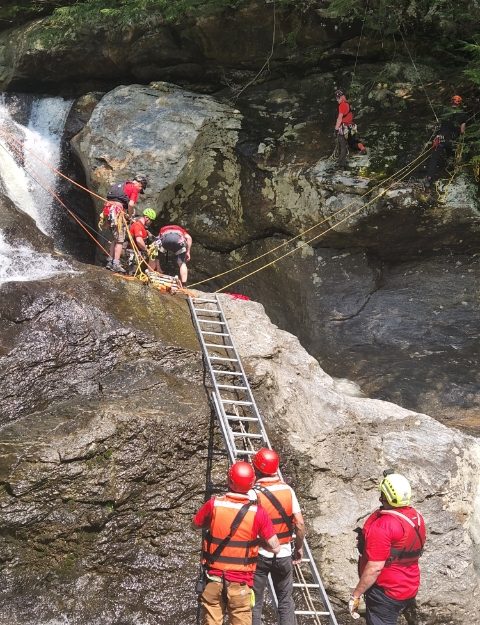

{"left": 292, "top": 511, "right": 305, "bottom": 564}
{"left": 185, "top": 233, "right": 192, "bottom": 262}
{"left": 335, "top": 111, "right": 344, "bottom": 132}
{"left": 352, "top": 560, "right": 386, "bottom": 598}
{"left": 267, "top": 534, "right": 281, "bottom": 555}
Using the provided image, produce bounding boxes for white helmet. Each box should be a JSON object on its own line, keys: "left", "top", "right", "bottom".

{"left": 380, "top": 471, "right": 411, "bottom": 507}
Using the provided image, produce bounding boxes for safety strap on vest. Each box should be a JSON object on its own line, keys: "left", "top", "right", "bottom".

{"left": 380, "top": 510, "right": 425, "bottom": 562}
{"left": 255, "top": 485, "right": 294, "bottom": 538}
{"left": 204, "top": 502, "right": 252, "bottom": 566}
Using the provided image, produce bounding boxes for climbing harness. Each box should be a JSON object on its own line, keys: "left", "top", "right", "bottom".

{"left": 189, "top": 293, "right": 338, "bottom": 625}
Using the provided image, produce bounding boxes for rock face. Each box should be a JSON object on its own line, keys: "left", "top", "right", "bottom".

{"left": 71, "top": 80, "right": 480, "bottom": 430}
{"left": 0, "top": 268, "right": 478, "bottom": 624}
{"left": 220, "top": 295, "right": 480, "bottom": 625}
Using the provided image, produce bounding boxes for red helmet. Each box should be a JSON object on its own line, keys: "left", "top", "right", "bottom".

{"left": 451, "top": 95, "right": 462, "bottom": 106}
{"left": 228, "top": 461, "right": 255, "bottom": 493}
{"left": 253, "top": 448, "right": 279, "bottom": 476}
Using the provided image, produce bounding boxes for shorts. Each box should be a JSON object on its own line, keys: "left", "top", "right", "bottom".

{"left": 111, "top": 219, "right": 127, "bottom": 244}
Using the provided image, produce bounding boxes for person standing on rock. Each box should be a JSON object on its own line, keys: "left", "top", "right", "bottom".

{"left": 334, "top": 89, "right": 367, "bottom": 169}
{"left": 193, "top": 461, "right": 280, "bottom": 625}
{"left": 349, "top": 471, "right": 426, "bottom": 624}
{"left": 102, "top": 174, "right": 148, "bottom": 272}
{"left": 251, "top": 448, "right": 305, "bottom": 625}
{"left": 153, "top": 224, "right": 192, "bottom": 285}
{"left": 425, "top": 95, "right": 467, "bottom": 188}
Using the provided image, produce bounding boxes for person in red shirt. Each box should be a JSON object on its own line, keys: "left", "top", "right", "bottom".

{"left": 104, "top": 174, "right": 148, "bottom": 273}
{"left": 128, "top": 208, "right": 156, "bottom": 272}
{"left": 193, "top": 461, "right": 280, "bottom": 625}
{"left": 154, "top": 224, "right": 192, "bottom": 285}
{"left": 349, "top": 471, "right": 426, "bottom": 625}
{"left": 334, "top": 90, "right": 367, "bottom": 169}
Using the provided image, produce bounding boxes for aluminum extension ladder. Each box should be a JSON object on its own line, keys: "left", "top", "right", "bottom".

{"left": 188, "top": 293, "right": 338, "bottom": 625}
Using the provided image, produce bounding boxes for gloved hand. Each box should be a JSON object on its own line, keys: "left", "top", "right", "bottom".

{"left": 292, "top": 547, "right": 303, "bottom": 565}
{"left": 348, "top": 595, "right": 361, "bottom": 620}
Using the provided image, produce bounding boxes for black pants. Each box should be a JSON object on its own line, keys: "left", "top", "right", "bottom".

{"left": 425, "top": 143, "right": 454, "bottom": 181}
{"left": 337, "top": 133, "right": 362, "bottom": 167}
{"left": 252, "top": 554, "right": 295, "bottom": 625}
{"left": 365, "top": 585, "right": 414, "bottom": 625}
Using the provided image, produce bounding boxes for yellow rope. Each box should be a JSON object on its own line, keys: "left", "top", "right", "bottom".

{"left": 215, "top": 150, "right": 432, "bottom": 293}
{"left": 188, "top": 146, "right": 432, "bottom": 289}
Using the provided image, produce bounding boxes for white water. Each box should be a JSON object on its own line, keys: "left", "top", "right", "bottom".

{"left": 0, "top": 95, "right": 73, "bottom": 234}
{"left": 0, "top": 230, "right": 72, "bottom": 283}
{"left": 0, "top": 94, "right": 75, "bottom": 284}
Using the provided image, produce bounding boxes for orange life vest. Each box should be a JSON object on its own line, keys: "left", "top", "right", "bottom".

{"left": 202, "top": 494, "right": 259, "bottom": 572}
{"left": 255, "top": 478, "right": 294, "bottom": 544}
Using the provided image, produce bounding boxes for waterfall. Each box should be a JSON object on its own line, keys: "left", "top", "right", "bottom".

{"left": 0, "top": 94, "right": 73, "bottom": 234}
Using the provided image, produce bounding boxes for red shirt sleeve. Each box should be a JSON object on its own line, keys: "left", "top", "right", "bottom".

{"left": 193, "top": 498, "right": 214, "bottom": 528}
{"left": 124, "top": 182, "right": 139, "bottom": 204}
{"left": 254, "top": 505, "right": 276, "bottom": 541}
{"left": 365, "top": 516, "right": 402, "bottom": 561}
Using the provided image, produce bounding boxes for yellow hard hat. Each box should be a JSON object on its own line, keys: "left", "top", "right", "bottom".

{"left": 379, "top": 471, "right": 411, "bottom": 507}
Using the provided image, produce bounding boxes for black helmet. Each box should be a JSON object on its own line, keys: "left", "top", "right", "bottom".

{"left": 134, "top": 173, "right": 148, "bottom": 193}
{"left": 335, "top": 89, "right": 344, "bottom": 99}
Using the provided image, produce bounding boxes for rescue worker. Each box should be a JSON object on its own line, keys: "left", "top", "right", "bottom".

{"left": 103, "top": 174, "right": 148, "bottom": 273}
{"left": 193, "top": 461, "right": 281, "bottom": 625}
{"left": 334, "top": 89, "right": 367, "bottom": 169}
{"left": 425, "top": 95, "right": 467, "bottom": 187}
{"left": 154, "top": 224, "right": 192, "bottom": 285}
{"left": 252, "top": 448, "right": 305, "bottom": 625}
{"left": 128, "top": 208, "right": 157, "bottom": 272}
{"left": 349, "top": 471, "right": 426, "bottom": 625}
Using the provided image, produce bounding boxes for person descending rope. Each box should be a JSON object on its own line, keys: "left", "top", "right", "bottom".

{"left": 153, "top": 224, "right": 192, "bottom": 285}
{"left": 128, "top": 208, "right": 157, "bottom": 273}
{"left": 102, "top": 173, "right": 148, "bottom": 272}
{"left": 349, "top": 470, "right": 426, "bottom": 624}
{"left": 334, "top": 89, "right": 367, "bottom": 169}
{"left": 251, "top": 448, "right": 305, "bottom": 625}
{"left": 425, "top": 95, "right": 467, "bottom": 188}
{"left": 193, "top": 461, "right": 280, "bottom": 625}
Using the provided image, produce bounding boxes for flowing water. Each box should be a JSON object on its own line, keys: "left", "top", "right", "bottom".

{"left": 0, "top": 94, "right": 74, "bottom": 283}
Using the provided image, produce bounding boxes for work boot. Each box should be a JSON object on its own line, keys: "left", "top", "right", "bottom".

{"left": 105, "top": 259, "right": 113, "bottom": 270}
{"left": 111, "top": 261, "right": 126, "bottom": 274}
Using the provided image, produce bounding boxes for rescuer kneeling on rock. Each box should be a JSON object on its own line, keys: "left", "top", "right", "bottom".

{"left": 154, "top": 224, "right": 192, "bottom": 285}
{"left": 349, "top": 471, "right": 426, "bottom": 625}
{"left": 193, "top": 461, "right": 280, "bottom": 625}
{"left": 129, "top": 208, "right": 156, "bottom": 272}
{"left": 252, "top": 448, "right": 305, "bottom": 625}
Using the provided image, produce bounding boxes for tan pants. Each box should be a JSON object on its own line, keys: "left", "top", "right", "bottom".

{"left": 201, "top": 580, "right": 252, "bottom": 625}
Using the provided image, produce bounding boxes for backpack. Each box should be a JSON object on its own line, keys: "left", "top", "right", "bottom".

{"left": 106, "top": 181, "right": 129, "bottom": 208}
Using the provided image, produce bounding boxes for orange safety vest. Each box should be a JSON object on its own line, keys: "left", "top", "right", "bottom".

{"left": 255, "top": 478, "right": 294, "bottom": 545}
{"left": 202, "top": 494, "right": 259, "bottom": 572}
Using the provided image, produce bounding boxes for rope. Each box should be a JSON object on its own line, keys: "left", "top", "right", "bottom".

{"left": 399, "top": 28, "right": 439, "bottom": 123}
{"left": 350, "top": 0, "right": 369, "bottom": 87}
{"left": 233, "top": 0, "right": 276, "bottom": 101}
{"left": 188, "top": 145, "right": 432, "bottom": 289}
{"left": 214, "top": 149, "right": 432, "bottom": 293}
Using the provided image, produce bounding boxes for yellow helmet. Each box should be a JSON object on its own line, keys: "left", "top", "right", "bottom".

{"left": 380, "top": 471, "right": 411, "bottom": 507}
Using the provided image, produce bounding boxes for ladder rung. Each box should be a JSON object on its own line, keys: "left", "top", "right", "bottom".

{"left": 300, "top": 558, "right": 311, "bottom": 563}
{"left": 221, "top": 399, "right": 252, "bottom": 406}
{"left": 226, "top": 415, "right": 258, "bottom": 422}
{"left": 209, "top": 356, "right": 239, "bottom": 362}
{"left": 205, "top": 343, "right": 234, "bottom": 350}
{"left": 192, "top": 298, "right": 218, "bottom": 303}
{"left": 193, "top": 308, "right": 221, "bottom": 315}
{"left": 201, "top": 331, "right": 230, "bottom": 336}
{"left": 294, "top": 611, "right": 330, "bottom": 616}
{"left": 293, "top": 583, "right": 320, "bottom": 588}
{"left": 212, "top": 370, "right": 243, "bottom": 376}
{"left": 198, "top": 319, "right": 226, "bottom": 325}
{"left": 232, "top": 432, "right": 263, "bottom": 439}
{"left": 233, "top": 448, "right": 257, "bottom": 456}
{"left": 217, "top": 384, "right": 248, "bottom": 390}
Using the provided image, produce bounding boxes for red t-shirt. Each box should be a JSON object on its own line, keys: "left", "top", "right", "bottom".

{"left": 124, "top": 181, "right": 140, "bottom": 205}
{"left": 159, "top": 224, "right": 188, "bottom": 237}
{"left": 193, "top": 496, "right": 275, "bottom": 586}
{"left": 338, "top": 100, "right": 353, "bottom": 125}
{"left": 129, "top": 219, "right": 148, "bottom": 240}
{"left": 359, "top": 508, "right": 422, "bottom": 600}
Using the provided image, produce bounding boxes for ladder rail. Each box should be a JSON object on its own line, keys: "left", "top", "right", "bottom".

{"left": 189, "top": 294, "right": 338, "bottom": 625}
